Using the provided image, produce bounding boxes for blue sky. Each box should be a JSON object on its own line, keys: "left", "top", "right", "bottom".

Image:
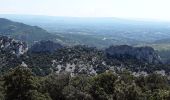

{"left": 0, "top": 0, "right": 170, "bottom": 20}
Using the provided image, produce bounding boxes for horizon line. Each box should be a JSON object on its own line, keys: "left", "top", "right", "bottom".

{"left": 1, "top": 13, "right": 170, "bottom": 23}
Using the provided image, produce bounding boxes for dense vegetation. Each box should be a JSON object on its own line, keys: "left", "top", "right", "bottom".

{"left": 1, "top": 44, "right": 170, "bottom": 76}
{"left": 0, "top": 45, "right": 170, "bottom": 100}
{"left": 0, "top": 66, "right": 170, "bottom": 100}
{"left": 1, "top": 18, "right": 170, "bottom": 99}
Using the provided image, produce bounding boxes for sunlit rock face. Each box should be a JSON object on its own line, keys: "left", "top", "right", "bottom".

{"left": 29, "top": 40, "right": 63, "bottom": 53}
{"left": 0, "top": 35, "right": 28, "bottom": 56}
{"left": 105, "top": 45, "right": 162, "bottom": 64}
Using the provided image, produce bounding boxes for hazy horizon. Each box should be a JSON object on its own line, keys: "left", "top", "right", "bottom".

{"left": 1, "top": 0, "right": 170, "bottom": 21}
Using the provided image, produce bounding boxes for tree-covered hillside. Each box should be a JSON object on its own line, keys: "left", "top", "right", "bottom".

{"left": 0, "top": 18, "right": 60, "bottom": 46}
{"left": 0, "top": 66, "right": 170, "bottom": 100}
{"left": 0, "top": 36, "right": 170, "bottom": 77}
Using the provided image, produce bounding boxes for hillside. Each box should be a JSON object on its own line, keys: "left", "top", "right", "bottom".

{"left": 0, "top": 36, "right": 170, "bottom": 100}
{"left": 0, "top": 18, "right": 60, "bottom": 46}
{"left": 3, "top": 15, "right": 170, "bottom": 49}
{"left": 106, "top": 45, "right": 162, "bottom": 64}
{"left": 4, "top": 15, "right": 170, "bottom": 48}
{"left": 0, "top": 36, "right": 168, "bottom": 76}
{"left": 137, "top": 38, "right": 170, "bottom": 64}
{"left": 29, "top": 40, "right": 64, "bottom": 53}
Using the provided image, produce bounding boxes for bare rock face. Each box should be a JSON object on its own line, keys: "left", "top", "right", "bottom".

{"left": 105, "top": 45, "right": 162, "bottom": 64}
{"left": 0, "top": 35, "right": 28, "bottom": 56}
{"left": 29, "top": 40, "right": 63, "bottom": 53}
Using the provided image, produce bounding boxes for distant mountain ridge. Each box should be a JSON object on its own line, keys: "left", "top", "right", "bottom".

{"left": 3, "top": 15, "right": 170, "bottom": 47}
{"left": 2, "top": 16, "right": 170, "bottom": 49}
{"left": 0, "top": 18, "right": 57, "bottom": 46}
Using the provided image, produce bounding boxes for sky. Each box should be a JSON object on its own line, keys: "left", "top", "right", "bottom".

{"left": 0, "top": 0, "right": 170, "bottom": 20}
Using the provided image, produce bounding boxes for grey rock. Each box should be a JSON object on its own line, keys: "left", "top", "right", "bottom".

{"left": 0, "top": 35, "right": 28, "bottom": 56}
{"left": 106, "top": 45, "right": 162, "bottom": 64}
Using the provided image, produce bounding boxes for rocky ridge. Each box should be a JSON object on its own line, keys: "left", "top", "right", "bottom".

{"left": 105, "top": 45, "right": 162, "bottom": 64}
{"left": 0, "top": 35, "right": 28, "bottom": 56}
{"left": 0, "top": 36, "right": 167, "bottom": 76}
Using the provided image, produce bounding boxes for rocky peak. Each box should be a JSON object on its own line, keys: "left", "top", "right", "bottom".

{"left": 0, "top": 35, "right": 28, "bottom": 56}
{"left": 105, "top": 45, "right": 162, "bottom": 64}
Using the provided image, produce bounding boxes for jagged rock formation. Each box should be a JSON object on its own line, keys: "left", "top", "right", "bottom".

{"left": 0, "top": 35, "right": 28, "bottom": 56}
{"left": 50, "top": 46, "right": 108, "bottom": 76}
{"left": 29, "top": 40, "right": 63, "bottom": 53}
{"left": 24, "top": 45, "right": 109, "bottom": 76}
{"left": 105, "top": 45, "right": 162, "bottom": 64}
{"left": 0, "top": 36, "right": 28, "bottom": 74}
{"left": 0, "top": 36, "right": 168, "bottom": 76}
